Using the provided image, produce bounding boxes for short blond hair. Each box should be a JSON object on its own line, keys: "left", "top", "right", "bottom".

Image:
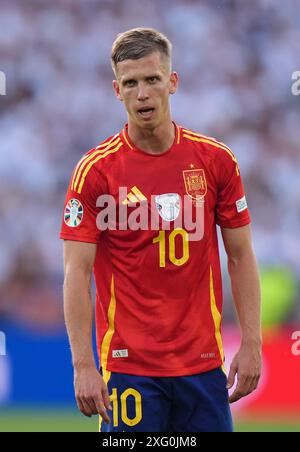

{"left": 111, "top": 27, "right": 172, "bottom": 76}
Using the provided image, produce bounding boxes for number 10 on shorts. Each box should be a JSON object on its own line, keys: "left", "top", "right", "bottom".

{"left": 110, "top": 387, "right": 142, "bottom": 427}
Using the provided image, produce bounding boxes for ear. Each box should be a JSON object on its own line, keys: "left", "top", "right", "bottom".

{"left": 113, "top": 80, "right": 123, "bottom": 101}
{"left": 169, "top": 72, "right": 179, "bottom": 95}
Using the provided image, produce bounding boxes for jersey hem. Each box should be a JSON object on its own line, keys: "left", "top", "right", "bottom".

{"left": 217, "top": 217, "right": 251, "bottom": 229}
{"left": 60, "top": 233, "right": 98, "bottom": 244}
{"left": 104, "top": 360, "right": 223, "bottom": 377}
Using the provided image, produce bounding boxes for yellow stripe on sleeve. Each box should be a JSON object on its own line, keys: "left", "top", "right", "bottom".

{"left": 95, "top": 134, "right": 120, "bottom": 151}
{"left": 72, "top": 137, "right": 121, "bottom": 192}
{"left": 182, "top": 129, "right": 234, "bottom": 154}
{"left": 183, "top": 133, "right": 240, "bottom": 176}
{"left": 76, "top": 142, "right": 123, "bottom": 194}
{"left": 182, "top": 128, "right": 238, "bottom": 164}
{"left": 71, "top": 134, "right": 119, "bottom": 191}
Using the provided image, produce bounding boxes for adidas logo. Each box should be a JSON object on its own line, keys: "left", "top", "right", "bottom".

{"left": 112, "top": 349, "right": 129, "bottom": 358}
{"left": 122, "top": 186, "right": 147, "bottom": 206}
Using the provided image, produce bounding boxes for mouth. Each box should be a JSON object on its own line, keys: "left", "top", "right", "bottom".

{"left": 137, "top": 107, "right": 155, "bottom": 119}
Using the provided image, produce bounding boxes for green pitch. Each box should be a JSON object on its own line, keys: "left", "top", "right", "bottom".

{"left": 0, "top": 408, "right": 98, "bottom": 432}
{"left": 0, "top": 409, "right": 299, "bottom": 432}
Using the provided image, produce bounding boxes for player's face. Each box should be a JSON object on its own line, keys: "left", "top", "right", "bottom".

{"left": 113, "top": 52, "right": 178, "bottom": 129}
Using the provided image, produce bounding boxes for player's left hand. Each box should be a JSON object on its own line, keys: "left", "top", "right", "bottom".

{"left": 227, "top": 342, "right": 262, "bottom": 404}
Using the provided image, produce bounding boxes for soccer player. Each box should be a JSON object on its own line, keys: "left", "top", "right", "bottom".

{"left": 61, "top": 28, "right": 262, "bottom": 432}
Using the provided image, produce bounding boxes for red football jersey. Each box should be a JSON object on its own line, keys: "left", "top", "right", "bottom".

{"left": 60, "top": 123, "right": 251, "bottom": 377}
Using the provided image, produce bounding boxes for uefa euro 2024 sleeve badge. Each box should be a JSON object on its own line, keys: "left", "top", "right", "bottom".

{"left": 182, "top": 168, "right": 207, "bottom": 207}
{"left": 64, "top": 199, "right": 84, "bottom": 227}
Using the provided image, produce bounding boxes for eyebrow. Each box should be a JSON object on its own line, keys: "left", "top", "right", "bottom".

{"left": 122, "top": 74, "right": 161, "bottom": 85}
{"left": 122, "top": 78, "right": 136, "bottom": 85}
{"left": 146, "top": 75, "right": 161, "bottom": 80}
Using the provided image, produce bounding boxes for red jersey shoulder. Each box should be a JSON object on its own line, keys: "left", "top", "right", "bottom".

{"left": 181, "top": 126, "right": 240, "bottom": 175}
{"left": 70, "top": 132, "right": 125, "bottom": 195}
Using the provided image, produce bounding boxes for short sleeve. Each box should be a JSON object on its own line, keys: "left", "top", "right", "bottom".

{"left": 60, "top": 160, "right": 107, "bottom": 244}
{"left": 215, "top": 149, "right": 251, "bottom": 229}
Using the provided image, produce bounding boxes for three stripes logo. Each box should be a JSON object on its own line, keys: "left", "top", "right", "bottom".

{"left": 112, "top": 349, "right": 128, "bottom": 358}
{"left": 122, "top": 186, "right": 147, "bottom": 206}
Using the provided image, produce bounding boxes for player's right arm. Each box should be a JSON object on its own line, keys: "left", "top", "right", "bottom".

{"left": 61, "top": 152, "right": 111, "bottom": 421}
{"left": 63, "top": 240, "right": 111, "bottom": 422}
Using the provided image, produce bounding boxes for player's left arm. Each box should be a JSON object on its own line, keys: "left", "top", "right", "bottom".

{"left": 221, "top": 224, "right": 262, "bottom": 404}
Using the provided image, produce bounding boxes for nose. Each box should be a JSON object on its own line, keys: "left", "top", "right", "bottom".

{"left": 137, "top": 83, "right": 149, "bottom": 101}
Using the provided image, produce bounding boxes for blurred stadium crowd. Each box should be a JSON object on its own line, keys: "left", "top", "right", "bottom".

{"left": 0, "top": 0, "right": 300, "bottom": 330}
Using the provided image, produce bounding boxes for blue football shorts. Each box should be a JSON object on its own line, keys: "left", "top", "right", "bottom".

{"left": 99, "top": 367, "right": 233, "bottom": 432}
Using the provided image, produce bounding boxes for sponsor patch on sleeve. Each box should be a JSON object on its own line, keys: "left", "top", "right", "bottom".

{"left": 236, "top": 196, "right": 248, "bottom": 213}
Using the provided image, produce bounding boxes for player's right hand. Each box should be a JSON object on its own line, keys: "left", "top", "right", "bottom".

{"left": 74, "top": 366, "right": 112, "bottom": 423}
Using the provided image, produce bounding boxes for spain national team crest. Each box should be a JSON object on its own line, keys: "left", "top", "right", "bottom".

{"left": 183, "top": 169, "right": 207, "bottom": 204}
{"left": 64, "top": 199, "right": 84, "bottom": 228}
{"left": 155, "top": 193, "right": 181, "bottom": 222}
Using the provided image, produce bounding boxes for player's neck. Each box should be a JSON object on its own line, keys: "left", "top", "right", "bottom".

{"left": 127, "top": 118, "right": 175, "bottom": 155}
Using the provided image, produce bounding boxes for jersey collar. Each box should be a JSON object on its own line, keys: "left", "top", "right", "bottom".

{"left": 120, "top": 122, "right": 182, "bottom": 154}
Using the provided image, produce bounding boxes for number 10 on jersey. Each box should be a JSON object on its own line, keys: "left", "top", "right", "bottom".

{"left": 153, "top": 228, "right": 190, "bottom": 267}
